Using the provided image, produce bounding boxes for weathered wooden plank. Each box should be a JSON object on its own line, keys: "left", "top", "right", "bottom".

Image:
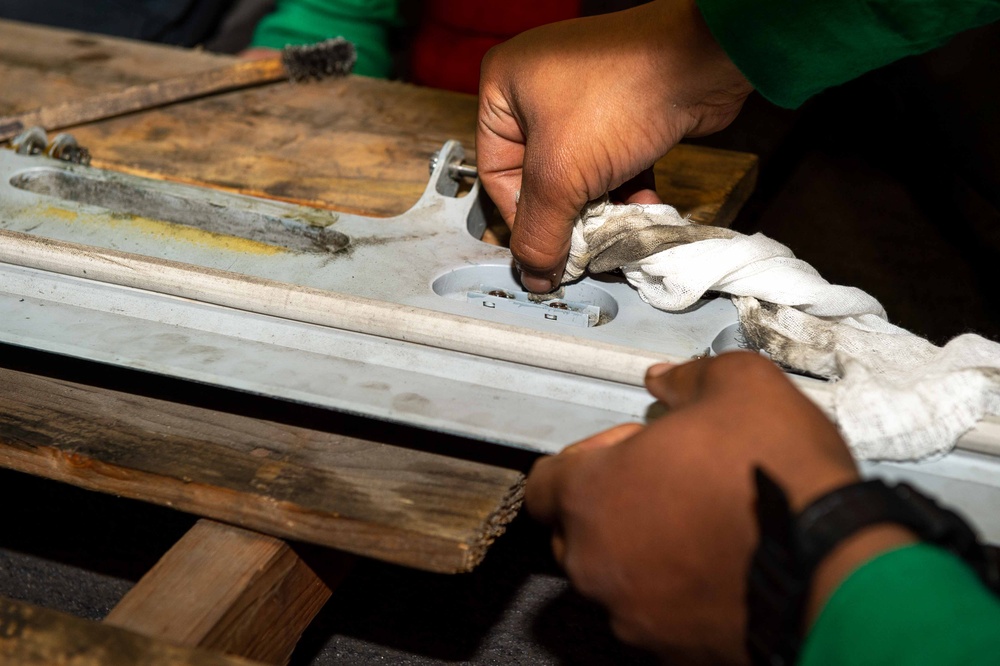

{"left": 0, "top": 19, "right": 757, "bottom": 222}
{"left": 656, "top": 144, "right": 759, "bottom": 228}
{"left": 0, "top": 362, "right": 524, "bottom": 574}
{"left": 0, "top": 56, "right": 292, "bottom": 141}
{"left": 0, "top": 20, "right": 232, "bottom": 113}
{"left": 0, "top": 595, "right": 264, "bottom": 666}
{"left": 105, "top": 520, "right": 346, "bottom": 665}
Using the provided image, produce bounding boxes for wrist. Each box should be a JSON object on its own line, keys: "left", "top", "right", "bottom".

{"left": 804, "top": 524, "right": 917, "bottom": 630}
{"left": 643, "top": 0, "right": 752, "bottom": 133}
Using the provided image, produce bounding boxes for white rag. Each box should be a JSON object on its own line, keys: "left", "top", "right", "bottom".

{"left": 564, "top": 199, "right": 1000, "bottom": 461}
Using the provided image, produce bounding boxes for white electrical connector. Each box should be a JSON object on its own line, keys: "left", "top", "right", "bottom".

{"left": 466, "top": 287, "right": 600, "bottom": 328}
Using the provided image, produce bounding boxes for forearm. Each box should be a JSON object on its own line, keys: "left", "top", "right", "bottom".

{"left": 801, "top": 544, "right": 1000, "bottom": 665}
{"left": 697, "top": 0, "right": 1000, "bottom": 107}
{"left": 250, "top": 0, "right": 398, "bottom": 77}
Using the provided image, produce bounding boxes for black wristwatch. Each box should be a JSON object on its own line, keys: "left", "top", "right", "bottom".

{"left": 746, "top": 467, "right": 1000, "bottom": 666}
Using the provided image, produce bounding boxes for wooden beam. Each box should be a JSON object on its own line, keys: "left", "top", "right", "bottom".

{"left": 0, "top": 594, "right": 263, "bottom": 666}
{"left": 656, "top": 144, "right": 759, "bottom": 228}
{"left": 0, "top": 361, "right": 524, "bottom": 574}
{"left": 105, "top": 520, "right": 346, "bottom": 665}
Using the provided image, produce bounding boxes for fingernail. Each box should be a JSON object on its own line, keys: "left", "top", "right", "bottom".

{"left": 647, "top": 363, "right": 673, "bottom": 378}
{"left": 519, "top": 271, "right": 555, "bottom": 294}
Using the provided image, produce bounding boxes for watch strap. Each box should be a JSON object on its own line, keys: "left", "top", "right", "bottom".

{"left": 797, "top": 479, "right": 993, "bottom": 582}
{"left": 746, "top": 468, "right": 805, "bottom": 666}
{"left": 746, "top": 467, "right": 1000, "bottom": 666}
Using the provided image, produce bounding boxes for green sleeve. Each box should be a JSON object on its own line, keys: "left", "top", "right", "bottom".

{"left": 799, "top": 544, "right": 1000, "bottom": 666}
{"left": 250, "top": 0, "right": 398, "bottom": 78}
{"left": 696, "top": 0, "right": 1000, "bottom": 108}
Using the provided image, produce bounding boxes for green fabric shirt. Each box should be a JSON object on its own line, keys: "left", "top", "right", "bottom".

{"left": 800, "top": 544, "right": 1000, "bottom": 665}
{"left": 250, "top": 0, "right": 398, "bottom": 78}
{"left": 697, "top": 0, "right": 1000, "bottom": 108}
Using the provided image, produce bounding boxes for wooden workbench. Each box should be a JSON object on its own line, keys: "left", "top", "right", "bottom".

{"left": 0, "top": 19, "right": 757, "bottom": 664}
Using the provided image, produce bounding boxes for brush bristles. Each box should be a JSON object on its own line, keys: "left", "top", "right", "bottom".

{"left": 281, "top": 38, "right": 357, "bottom": 82}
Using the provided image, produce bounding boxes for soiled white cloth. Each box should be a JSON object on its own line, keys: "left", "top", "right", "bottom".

{"left": 564, "top": 199, "right": 1000, "bottom": 461}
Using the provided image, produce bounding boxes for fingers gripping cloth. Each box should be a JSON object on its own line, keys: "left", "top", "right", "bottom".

{"left": 563, "top": 200, "right": 1000, "bottom": 461}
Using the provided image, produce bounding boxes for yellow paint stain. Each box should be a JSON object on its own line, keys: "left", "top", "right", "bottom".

{"left": 40, "top": 206, "right": 79, "bottom": 221}
{"left": 36, "top": 205, "right": 284, "bottom": 255}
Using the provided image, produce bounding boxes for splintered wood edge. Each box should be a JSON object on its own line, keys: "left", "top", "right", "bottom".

{"left": 462, "top": 479, "right": 526, "bottom": 571}
{"left": 0, "top": 595, "right": 264, "bottom": 666}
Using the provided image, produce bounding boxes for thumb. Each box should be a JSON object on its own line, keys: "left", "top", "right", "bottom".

{"left": 643, "top": 355, "right": 737, "bottom": 409}
{"left": 510, "top": 142, "right": 591, "bottom": 293}
{"left": 645, "top": 352, "right": 789, "bottom": 410}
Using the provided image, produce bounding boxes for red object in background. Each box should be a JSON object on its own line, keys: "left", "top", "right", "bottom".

{"left": 410, "top": 0, "right": 581, "bottom": 94}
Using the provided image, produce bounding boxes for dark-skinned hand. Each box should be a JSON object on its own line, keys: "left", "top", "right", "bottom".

{"left": 526, "top": 352, "right": 915, "bottom": 663}
{"left": 477, "top": 0, "right": 752, "bottom": 293}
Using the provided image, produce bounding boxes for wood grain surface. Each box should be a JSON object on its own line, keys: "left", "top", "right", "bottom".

{"left": 0, "top": 595, "right": 264, "bottom": 666}
{"left": 0, "top": 19, "right": 756, "bottom": 222}
{"left": 0, "top": 57, "right": 289, "bottom": 141}
{"left": 105, "top": 520, "right": 346, "bottom": 664}
{"left": 0, "top": 362, "right": 524, "bottom": 574}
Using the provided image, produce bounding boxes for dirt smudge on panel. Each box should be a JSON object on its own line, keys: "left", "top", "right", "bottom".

{"left": 30, "top": 204, "right": 283, "bottom": 255}
{"left": 391, "top": 392, "right": 434, "bottom": 416}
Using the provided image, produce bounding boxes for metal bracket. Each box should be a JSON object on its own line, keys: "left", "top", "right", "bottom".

{"left": 1, "top": 141, "right": 1000, "bottom": 543}
{"left": 7, "top": 126, "right": 90, "bottom": 164}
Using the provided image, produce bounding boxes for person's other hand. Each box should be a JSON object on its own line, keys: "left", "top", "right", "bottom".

{"left": 526, "top": 353, "right": 883, "bottom": 663}
{"left": 477, "top": 0, "right": 752, "bottom": 293}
